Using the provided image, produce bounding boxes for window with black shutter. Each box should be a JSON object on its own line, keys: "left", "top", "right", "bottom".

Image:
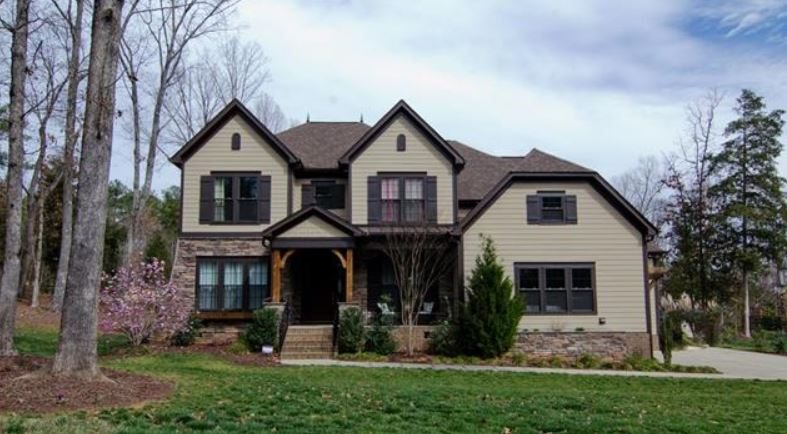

{"left": 526, "top": 192, "right": 577, "bottom": 224}
{"left": 199, "top": 172, "right": 269, "bottom": 224}
{"left": 515, "top": 263, "right": 595, "bottom": 314}
{"left": 313, "top": 181, "right": 345, "bottom": 209}
{"left": 372, "top": 174, "right": 435, "bottom": 223}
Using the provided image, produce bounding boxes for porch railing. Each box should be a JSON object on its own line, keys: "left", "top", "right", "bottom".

{"left": 278, "top": 298, "right": 292, "bottom": 353}
{"left": 332, "top": 301, "right": 340, "bottom": 353}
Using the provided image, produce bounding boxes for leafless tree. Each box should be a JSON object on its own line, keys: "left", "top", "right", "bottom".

{"left": 19, "top": 22, "right": 70, "bottom": 305}
{"left": 52, "top": 0, "right": 86, "bottom": 312}
{"left": 611, "top": 155, "right": 667, "bottom": 226}
{"left": 381, "top": 226, "right": 455, "bottom": 355}
{"left": 121, "top": 0, "right": 238, "bottom": 263}
{"left": 165, "top": 35, "right": 290, "bottom": 146}
{"left": 0, "top": 0, "right": 31, "bottom": 356}
{"left": 51, "top": 0, "right": 125, "bottom": 378}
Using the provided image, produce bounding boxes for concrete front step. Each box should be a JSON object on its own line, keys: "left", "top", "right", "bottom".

{"left": 280, "top": 352, "right": 334, "bottom": 360}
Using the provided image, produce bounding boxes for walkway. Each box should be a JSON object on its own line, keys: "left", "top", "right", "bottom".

{"left": 282, "top": 352, "right": 784, "bottom": 381}
{"left": 671, "top": 346, "right": 787, "bottom": 380}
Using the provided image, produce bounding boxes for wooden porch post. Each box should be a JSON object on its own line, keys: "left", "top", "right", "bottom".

{"left": 272, "top": 249, "right": 281, "bottom": 302}
{"left": 345, "top": 248, "right": 353, "bottom": 302}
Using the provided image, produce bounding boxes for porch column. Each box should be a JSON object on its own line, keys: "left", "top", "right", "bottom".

{"left": 345, "top": 248, "right": 354, "bottom": 302}
{"left": 271, "top": 249, "right": 281, "bottom": 302}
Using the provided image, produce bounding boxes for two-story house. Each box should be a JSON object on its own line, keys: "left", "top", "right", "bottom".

{"left": 169, "top": 99, "right": 658, "bottom": 359}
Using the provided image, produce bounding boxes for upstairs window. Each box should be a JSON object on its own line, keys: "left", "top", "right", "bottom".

{"left": 369, "top": 174, "right": 437, "bottom": 224}
{"left": 200, "top": 173, "right": 271, "bottom": 224}
{"left": 396, "top": 134, "right": 406, "bottom": 151}
{"left": 526, "top": 192, "right": 577, "bottom": 224}
{"left": 301, "top": 180, "right": 345, "bottom": 209}
{"left": 515, "top": 263, "right": 595, "bottom": 314}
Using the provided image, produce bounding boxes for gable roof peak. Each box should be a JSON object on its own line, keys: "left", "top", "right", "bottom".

{"left": 169, "top": 99, "right": 300, "bottom": 168}
{"left": 338, "top": 99, "right": 465, "bottom": 168}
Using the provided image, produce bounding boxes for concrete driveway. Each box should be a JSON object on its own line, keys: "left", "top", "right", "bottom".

{"left": 672, "top": 347, "right": 787, "bottom": 380}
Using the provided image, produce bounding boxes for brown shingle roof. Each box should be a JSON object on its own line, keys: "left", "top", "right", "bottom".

{"left": 450, "top": 141, "right": 593, "bottom": 201}
{"left": 277, "top": 122, "right": 593, "bottom": 201}
{"left": 277, "top": 122, "right": 370, "bottom": 169}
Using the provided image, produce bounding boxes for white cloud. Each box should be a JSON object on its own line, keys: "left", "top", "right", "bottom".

{"left": 119, "top": 0, "right": 787, "bottom": 189}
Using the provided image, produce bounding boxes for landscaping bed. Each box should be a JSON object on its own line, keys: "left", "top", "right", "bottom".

{"left": 337, "top": 351, "right": 721, "bottom": 374}
{"left": 0, "top": 355, "right": 173, "bottom": 414}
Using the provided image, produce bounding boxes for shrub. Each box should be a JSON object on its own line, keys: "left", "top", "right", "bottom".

{"left": 243, "top": 308, "right": 280, "bottom": 352}
{"left": 338, "top": 307, "right": 365, "bottom": 354}
{"left": 366, "top": 311, "right": 396, "bottom": 355}
{"left": 576, "top": 353, "right": 601, "bottom": 369}
{"left": 659, "top": 310, "right": 682, "bottom": 366}
{"left": 428, "top": 320, "right": 459, "bottom": 356}
{"left": 774, "top": 332, "right": 787, "bottom": 354}
{"left": 170, "top": 316, "right": 203, "bottom": 347}
{"left": 456, "top": 235, "right": 523, "bottom": 358}
{"left": 99, "top": 259, "right": 190, "bottom": 346}
{"left": 510, "top": 351, "right": 526, "bottom": 366}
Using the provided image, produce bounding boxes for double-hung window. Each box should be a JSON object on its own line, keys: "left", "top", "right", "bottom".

{"left": 526, "top": 192, "right": 577, "bottom": 224}
{"left": 200, "top": 173, "right": 270, "bottom": 224}
{"left": 515, "top": 263, "right": 595, "bottom": 314}
{"left": 197, "top": 258, "right": 269, "bottom": 311}
{"left": 381, "top": 176, "right": 425, "bottom": 223}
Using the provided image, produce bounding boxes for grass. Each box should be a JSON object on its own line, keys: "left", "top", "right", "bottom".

{"left": 3, "top": 328, "right": 787, "bottom": 433}
{"left": 720, "top": 330, "right": 787, "bottom": 356}
{"left": 13, "top": 327, "right": 131, "bottom": 358}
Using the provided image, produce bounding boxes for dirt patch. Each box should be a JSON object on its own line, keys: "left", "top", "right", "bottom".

{"left": 15, "top": 296, "right": 60, "bottom": 331}
{"left": 0, "top": 356, "right": 174, "bottom": 414}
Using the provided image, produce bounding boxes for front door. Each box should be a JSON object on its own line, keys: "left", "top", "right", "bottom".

{"left": 295, "top": 250, "right": 343, "bottom": 323}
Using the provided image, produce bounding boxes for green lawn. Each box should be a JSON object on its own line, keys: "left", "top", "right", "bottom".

{"left": 3, "top": 328, "right": 787, "bottom": 434}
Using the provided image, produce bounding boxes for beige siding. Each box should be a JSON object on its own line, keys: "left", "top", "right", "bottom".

{"left": 182, "top": 115, "right": 289, "bottom": 232}
{"left": 292, "top": 177, "right": 348, "bottom": 220}
{"left": 350, "top": 115, "right": 454, "bottom": 225}
{"left": 463, "top": 182, "right": 647, "bottom": 332}
{"left": 278, "top": 216, "right": 348, "bottom": 238}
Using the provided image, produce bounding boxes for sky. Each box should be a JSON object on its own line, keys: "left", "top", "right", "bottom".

{"left": 113, "top": 0, "right": 787, "bottom": 191}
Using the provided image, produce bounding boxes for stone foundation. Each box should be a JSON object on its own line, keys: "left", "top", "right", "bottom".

{"left": 196, "top": 322, "right": 246, "bottom": 345}
{"left": 515, "top": 332, "right": 651, "bottom": 361}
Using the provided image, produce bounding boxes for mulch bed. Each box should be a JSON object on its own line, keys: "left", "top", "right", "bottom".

{"left": 105, "top": 342, "right": 281, "bottom": 367}
{"left": 0, "top": 356, "right": 174, "bottom": 414}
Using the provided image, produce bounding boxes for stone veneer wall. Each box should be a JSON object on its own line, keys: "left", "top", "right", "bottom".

{"left": 515, "top": 332, "right": 651, "bottom": 361}
{"left": 171, "top": 237, "right": 268, "bottom": 309}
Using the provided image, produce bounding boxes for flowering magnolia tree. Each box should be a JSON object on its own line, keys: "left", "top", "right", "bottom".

{"left": 100, "top": 259, "right": 190, "bottom": 346}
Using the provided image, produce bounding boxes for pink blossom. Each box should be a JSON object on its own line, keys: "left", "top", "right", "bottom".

{"left": 99, "top": 259, "right": 190, "bottom": 346}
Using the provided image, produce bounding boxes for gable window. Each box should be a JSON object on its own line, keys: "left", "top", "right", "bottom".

{"left": 200, "top": 173, "right": 271, "bottom": 224}
{"left": 526, "top": 192, "right": 577, "bottom": 224}
{"left": 515, "top": 263, "right": 595, "bottom": 314}
{"left": 231, "top": 133, "right": 241, "bottom": 150}
{"left": 197, "top": 258, "right": 269, "bottom": 311}
{"left": 396, "top": 134, "right": 406, "bottom": 152}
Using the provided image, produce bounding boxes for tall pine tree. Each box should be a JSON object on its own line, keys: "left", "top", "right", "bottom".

{"left": 710, "top": 89, "right": 787, "bottom": 338}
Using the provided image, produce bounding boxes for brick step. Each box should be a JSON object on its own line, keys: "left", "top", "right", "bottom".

{"left": 285, "top": 329, "right": 333, "bottom": 337}
{"left": 282, "top": 344, "right": 333, "bottom": 352}
{"left": 283, "top": 337, "right": 333, "bottom": 344}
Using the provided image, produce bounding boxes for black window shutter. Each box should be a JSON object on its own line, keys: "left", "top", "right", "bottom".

{"left": 258, "top": 175, "right": 271, "bottom": 223}
{"left": 367, "top": 176, "right": 381, "bottom": 223}
{"left": 425, "top": 176, "right": 438, "bottom": 223}
{"left": 565, "top": 195, "right": 578, "bottom": 224}
{"left": 199, "top": 176, "right": 214, "bottom": 223}
{"left": 526, "top": 195, "right": 541, "bottom": 223}
{"left": 301, "top": 184, "right": 315, "bottom": 208}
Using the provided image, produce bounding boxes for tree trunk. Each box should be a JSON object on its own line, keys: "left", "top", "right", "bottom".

{"left": 30, "top": 213, "right": 44, "bottom": 308}
{"left": 744, "top": 271, "right": 751, "bottom": 338}
{"left": 53, "top": 0, "right": 86, "bottom": 313}
{"left": 51, "top": 0, "right": 125, "bottom": 378}
{"left": 20, "top": 120, "right": 50, "bottom": 301}
{"left": 0, "top": 0, "right": 31, "bottom": 357}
